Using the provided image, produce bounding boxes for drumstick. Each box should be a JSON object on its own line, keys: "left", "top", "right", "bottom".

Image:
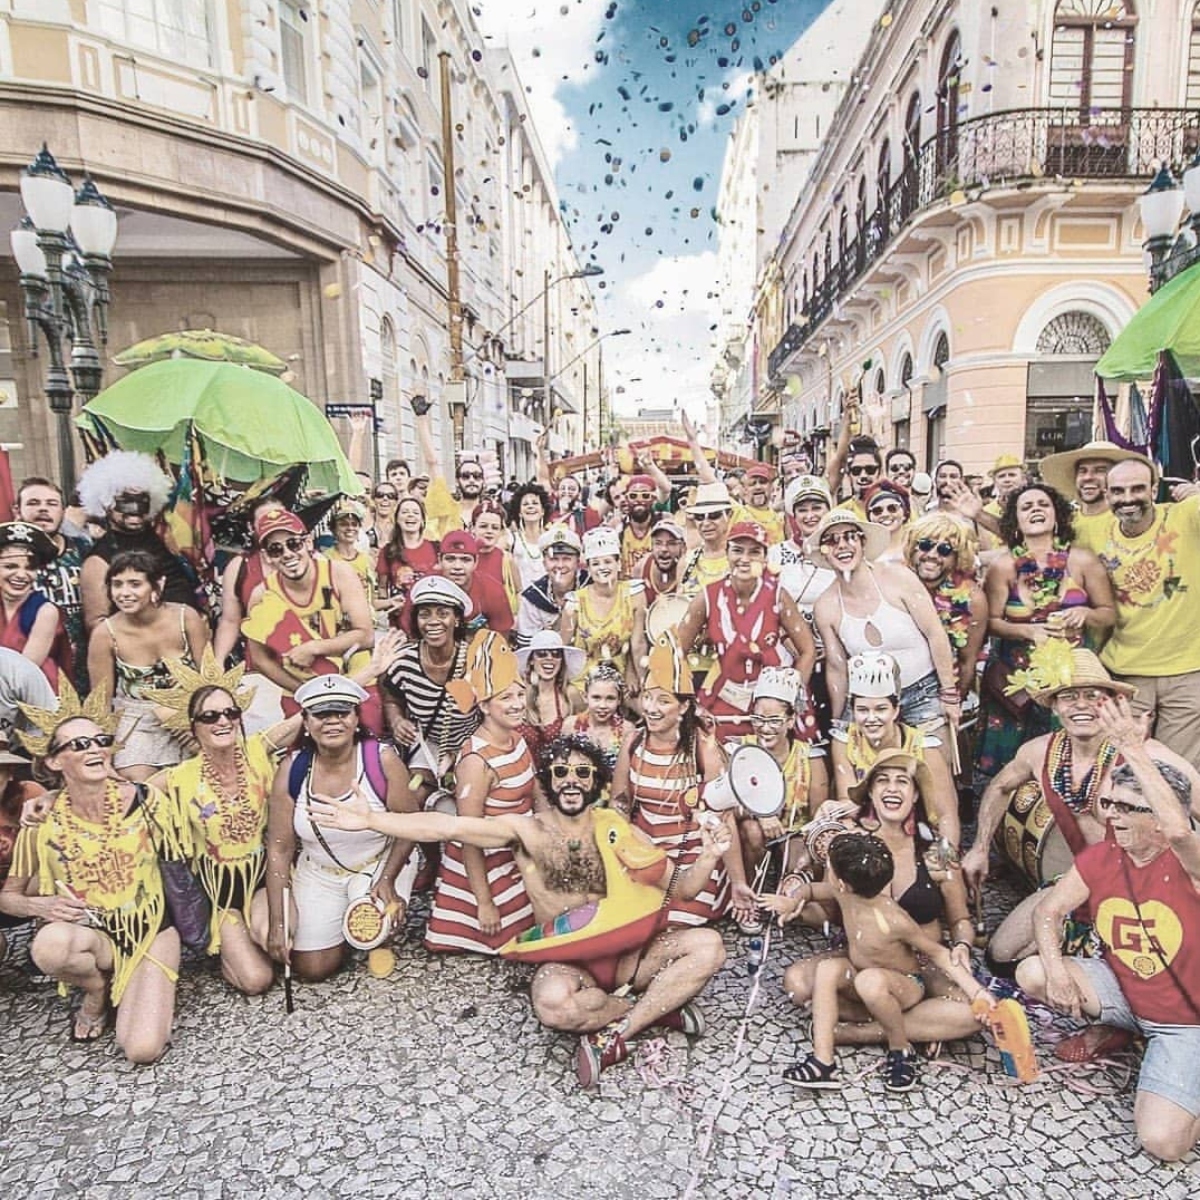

{"left": 282, "top": 885, "right": 295, "bottom": 1015}
{"left": 946, "top": 716, "right": 962, "bottom": 778}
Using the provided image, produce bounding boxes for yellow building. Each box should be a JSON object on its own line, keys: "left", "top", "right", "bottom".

{"left": 756, "top": 0, "right": 1200, "bottom": 476}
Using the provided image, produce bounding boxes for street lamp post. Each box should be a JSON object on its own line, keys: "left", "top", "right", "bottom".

{"left": 1138, "top": 153, "right": 1200, "bottom": 292}
{"left": 9, "top": 145, "right": 117, "bottom": 488}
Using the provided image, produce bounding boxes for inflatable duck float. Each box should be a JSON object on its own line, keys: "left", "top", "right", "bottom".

{"left": 499, "top": 808, "right": 672, "bottom": 965}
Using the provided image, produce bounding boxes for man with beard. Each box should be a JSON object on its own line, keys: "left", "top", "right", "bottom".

{"left": 619, "top": 474, "right": 659, "bottom": 578}
{"left": 1039, "top": 440, "right": 1147, "bottom": 547}
{"left": 1073, "top": 457, "right": 1200, "bottom": 770}
{"left": 903, "top": 513, "right": 988, "bottom": 699}
{"left": 885, "top": 448, "right": 916, "bottom": 491}
{"left": 16, "top": 478, "right": 90, "bottom": 689}
{"left": 76, "top": 451, "right": 200, "bottom": 632}
{"left": 309, "top": 733, "right": 726, "bottom": 1087}
{"left": 516, "top": 525, "right": 586, "bottom": 648}
{"left": 741, "top": 464, "right": 785, "bottom": 545}
{"left": 413, "top": 399, "right": 486, "bottom": 539}
{"left": 638, "top": 519, "right": 686, "bottom": 605}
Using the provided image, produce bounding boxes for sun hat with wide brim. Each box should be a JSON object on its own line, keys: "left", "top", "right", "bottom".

{"left": 848, "top": 747, "right": 935, "bottom": 807}
{"left": 804, "top": 508, "right": 890, "bottom": 570}
{"left": 1031, "top": 647, "right": 1138, "bottom": 708}
{"left": 515, "top": 629, "right": 587, "bottom": 680}
{"left": 688, "top": 481, "right": 735, "bottom": 516}
{"left": 1038, "top": 441, "right": 1157, "bottom": 501}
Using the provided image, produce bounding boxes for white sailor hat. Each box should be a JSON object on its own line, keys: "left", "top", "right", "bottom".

{"left": 294, "top": 674, "right": 370, "bottom": 715}
{"left": 409, "top": 574, "right": 473, "bottom": 616}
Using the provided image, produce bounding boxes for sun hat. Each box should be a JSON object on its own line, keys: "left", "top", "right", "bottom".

{"left": 1023, "top": 645, "right": 1138, "bottom": 708}
{"left": 516, "top": 629, "right": 587, "bottom": 679}
{"left": 688, "top": 481, "right": 735, "bottom": 516}
{"left": 805, "top": 508, "right": 889, "bottom": 570}
{"left": 848, "top": 746, "right": 934, "bottom": 807}
{"left": 1038, "top": 440, "right": 1157, "bottom": 501}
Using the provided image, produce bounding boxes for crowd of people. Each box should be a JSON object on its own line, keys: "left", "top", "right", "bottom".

{"left": 0, "top": 396, "right": 1197, "bottom": 1164}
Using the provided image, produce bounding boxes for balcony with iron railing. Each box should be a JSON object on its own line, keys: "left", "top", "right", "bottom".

{"left": 767, "top": 106, "right": 1200, "bottom": 381}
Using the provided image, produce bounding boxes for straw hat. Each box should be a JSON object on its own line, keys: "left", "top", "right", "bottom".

{"left": 1038, "top": 440, "right": 1156, "bottom": 501}
{"left": 1028, "top": 646, "right": 1137, "bottom": 708}
{"left": 805, "top": 508, "right": 890, "bottom": 570}
{"left": 848, "top": 747, "right": 934, "bottom": 807}
{"left": 688, "top": 481, "right": 735, "bottom": 516}
{"left": 989, "top": 454, "right": 1025, "bottom": 477}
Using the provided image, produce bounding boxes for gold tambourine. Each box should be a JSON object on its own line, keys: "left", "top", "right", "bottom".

{"left": 343, "top": 896, "right": 392, "bottom": 950}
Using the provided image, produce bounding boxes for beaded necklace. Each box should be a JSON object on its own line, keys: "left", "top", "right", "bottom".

{"left": 1012, "top": 540, "right": 1070, "bottom": 613}
{"left": 54, "top": 779, "right": 127, "bottom": 861}
{"left": 198, "top": 745, "right": 259, "bottom": 845}
{"left": 1047, "top": 730, "right": 1117, "bottom": 815}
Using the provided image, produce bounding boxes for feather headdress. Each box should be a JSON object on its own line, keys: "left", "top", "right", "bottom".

{"left": 156, "top": 647, "right": 255, "bottom": 735}
{"left": 18, "top": 678, "right": 117, "bottom": 758}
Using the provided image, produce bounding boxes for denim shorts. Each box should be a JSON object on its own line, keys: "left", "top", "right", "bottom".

{"left": 900, "top": 671, "right": 943, "bottom": 729}
{"left": 1076, "top": 955, "right": 1200, "bottom": 1117}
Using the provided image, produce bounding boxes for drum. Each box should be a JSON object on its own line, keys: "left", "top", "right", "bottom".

{"left": 646, "top": 594, "right": 690, "bottom": 643}
{"left": 994, "top": 780, "right": 1072, "bottom": 888}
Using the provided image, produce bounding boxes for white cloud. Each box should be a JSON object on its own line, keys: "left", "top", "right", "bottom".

{"left": 603, "top": 251, "right": 721, "bottom": 422}
{"left": 474, "top": 0, "right": 610, "bottom": 166}
{"left": 696, "top": 70, "right": 754, "bottom": 129}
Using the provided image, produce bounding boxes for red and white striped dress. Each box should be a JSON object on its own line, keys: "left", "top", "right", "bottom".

{"left": 424, "top": 734, "right": 537, "bottom": 954}
{"left": 628, "top": 735, "right": 729, "bottom": 927}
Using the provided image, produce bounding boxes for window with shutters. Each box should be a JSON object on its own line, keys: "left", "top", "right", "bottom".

{"left": 280, "top": 1, "right": 310, "bottom": 104}
{"left": 1048, "top": 1, "right": 1137, "bottom": 116}
{"left": 1188, "top": 4, "right": 1200, "bottom": 108}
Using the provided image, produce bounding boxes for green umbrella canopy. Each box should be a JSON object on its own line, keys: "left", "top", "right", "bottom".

{"left": 1096, "top": 262, "right": 1200, "bottom": 382}
{"left": 77, "top": 358, "right": 362, "bottom": 495}
{"left": 113, "top": 329, "right": 288, "bottom": 374}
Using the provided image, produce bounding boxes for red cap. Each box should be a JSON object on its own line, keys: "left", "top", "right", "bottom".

{"left": 627, "top": 473, "right": 656, "bottom": 492}
{"left": 255, "top": 509, "right": 306, "bottom": 542}
{"left": 439, "top": 530, "right": 480, "bottom": 558}
{"left": 745, "top": 464, "right": 773, "bottom": 481}
{"left": 727, "top": 519, "right": 768, "bottom": 547}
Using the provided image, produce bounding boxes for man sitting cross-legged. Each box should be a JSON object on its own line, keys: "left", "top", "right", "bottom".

{"left": 308, "top": 733, "right": 726, "bottom": 1088}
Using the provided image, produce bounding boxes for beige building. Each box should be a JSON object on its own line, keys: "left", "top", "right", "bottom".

{"left": 0, "top": 0, "right": 601, "bottom": 485}
{"left": 746, "top": 0, "right": 1200, "bottom": 477}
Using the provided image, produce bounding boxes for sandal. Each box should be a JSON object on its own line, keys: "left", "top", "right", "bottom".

{"left": 69, "top": 995, "right": 109, "bottom": 1044}
{"left": 783, "top": 1052, "right": 841, "bottom": 1090}
{"left": 1053, "top": 1024, "right": 1134, "bottom": 1064}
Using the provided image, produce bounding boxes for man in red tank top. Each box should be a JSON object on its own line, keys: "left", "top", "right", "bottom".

{"left": 1017, "top": 725, "right": 1200, "bottom": 1163}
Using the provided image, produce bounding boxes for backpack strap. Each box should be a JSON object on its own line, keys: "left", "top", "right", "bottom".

{"left": 361, "top": 737, "right": 388, "bottom": 800}
{"left": 287, "top": 747, "right": 313, "bottom": 801}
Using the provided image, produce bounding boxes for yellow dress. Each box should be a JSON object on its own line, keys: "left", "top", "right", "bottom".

{"left": 11, "top": 781, "right": 188, "bottom": 1003}
{"left": 739, "top": 735, "right": 812, "bottom": 832}
{"left": 159, "top": 732, "right": 279, "bottom": 952}
{"left": 572, "top": 581, "right": 641, "bottom": 678}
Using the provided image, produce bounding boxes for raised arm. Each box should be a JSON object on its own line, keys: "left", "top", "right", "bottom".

{"left": 681, "top": 411, "right": 717, "bottom": 484}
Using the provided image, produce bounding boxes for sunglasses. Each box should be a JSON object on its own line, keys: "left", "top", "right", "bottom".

{"left": 849, "top": 465, "right": 879, "bottom": 477}
{"left": 819, "top": 529, "right": 862, "bottom": 547}
{"left": 532, "top": 649, "right": 563, "bottom": 659}
{"left": 49, "top": 733, "right": 115, "bottom": 755}
{"left": 550, "top": 762, "right": 596, "bottom": 783}
{"left": 869, "top": 503, "right": 904, "bottom": 517}
{"left": 695, "top": 509, "right": 731, "bottom": 522}
{"left": 1097, "top": 794, "right": 1153, "bottom": 817}
{"left": 459, "top": 470, "right": 484, "bottom": 481}
{"left": 263, "top": 536, "right": 307, "bottom": 558}
{"left": 194, "top": 707, "right": 242, "bottom": 725}
{"left": 916, "top": 538, "right": 956, "bottom": 557}
{"left": 373, "top": 490, "right": 398, "bottom": 500}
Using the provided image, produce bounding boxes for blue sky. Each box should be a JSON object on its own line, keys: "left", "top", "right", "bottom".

{"left": 477, "top": 0, "right": 836, "bottom": 419}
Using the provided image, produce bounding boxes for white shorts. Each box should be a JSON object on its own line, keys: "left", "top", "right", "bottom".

{"left": 290, "top": 849, "right": 418, "bottom": 952}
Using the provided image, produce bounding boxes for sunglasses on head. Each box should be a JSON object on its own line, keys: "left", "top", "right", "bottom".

{"left": 551, "top": 762, "right": 595, "bottom": 782}
{"left": 916, "top": 538, "right": 955, "bottom": 557}
{"left": 194, "top": 707, "right": 242, "bottom": 725}
{"left": 49, "top": 733, "right": 115, "bottom": 755}
{"left": 1097, "top": 794, "right": 1153, "bottom": 817}
{"left": 263, "top": 536, "right": 307, "bottom": 558}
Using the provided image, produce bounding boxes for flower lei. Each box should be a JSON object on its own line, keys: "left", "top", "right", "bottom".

{"left": 933, "top": 572, "right": 974, "bottom": 651}
{"left": 1013, "top": 539, "right": 1070, "bottom": 613}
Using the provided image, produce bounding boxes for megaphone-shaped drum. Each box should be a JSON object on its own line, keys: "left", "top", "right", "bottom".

{"left": 699, "top": 745, "right": 785, "bottom": 825}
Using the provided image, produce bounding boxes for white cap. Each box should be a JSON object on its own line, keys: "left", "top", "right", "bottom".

{"left": 582, "top": 527, "right": 622, "bottom": 561}
{"left": 410, "top": 575, "right": 473, "bottom": 616}
{"left": 294, "top": 674, "right": 371, "bottom": 714}
{"left": 651, "top": 519, "right": 686, "bottom": 542}
{"left": 538, "top": 524, "right": 583, "bottom": 554}
{"left": 910, "top": 471, "right": 933, "bottom": 497}
{"left": 847, "top": 651, "right": 901, "bottom": 699}
{"left": 784, "top": 474, "right": 833, "bottom": 513}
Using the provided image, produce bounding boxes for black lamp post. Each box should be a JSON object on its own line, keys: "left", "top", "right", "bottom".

{"left": 9, "top": 145, "right": 117, "bottom": 488}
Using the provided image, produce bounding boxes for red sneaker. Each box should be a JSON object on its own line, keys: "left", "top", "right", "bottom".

{"left": 1053, "top": 1024, "right": 1134, "bottom": 1063}
{"left": 650, "top": 1001, "right": 706, "bottom": 1038}
{"left": 576, "top": 1023, "right": 629, "bottom": 1088}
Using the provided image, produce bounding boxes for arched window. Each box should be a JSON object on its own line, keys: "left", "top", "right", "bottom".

{"left": 856, "top": 176, "right": 868, "bottom": 234}
{"left": 1188, "top": 2, "right": 1200, "bottom": 108}
{"left": 802, "top": 269, "right": 809, "bottom": 310}
{"left": 878, "top": 139, "right": 892, "bottom": 199}
{"left": 1049, "top": 1, "right": 1137, "bottom": 115}
{"left": 812, "top": 250, "right": 821, "bottom": 291}
{"left": 900, "top": 92, "right": 922, "bottom": 216}
{"left": 838, "top": 208, "right": 849, "bottom": 261}
{"left": 824, "top": 230, "right": 834, "bottom": 286}
{"left": 874, "top": 367, "right": 886, "bottom": 397}
{"left": 937, "top": 31, "right": 962, "bottom": 173}
{"left": 900, "top": 352, "right": 914, "bottom": 388}
{"left": 1036, "top": 311, "right": 1112, "bottom": 355}
{"left": 933, "top": 332, "right": 951, "bottom": 374}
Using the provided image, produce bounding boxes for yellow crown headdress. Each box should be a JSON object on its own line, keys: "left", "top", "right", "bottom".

{"left": 156, "top": 647, "right": 256, "bottom": 736}
{"left": 18, "top": 678, "right": 117, "bottom": 758}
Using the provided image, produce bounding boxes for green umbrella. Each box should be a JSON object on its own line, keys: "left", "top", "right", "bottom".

{"left": 1096, "top": 262, "right": 1200, "bottom": 382}
{"left": 77, "top": 358, "right": 362, "bottom": 495}
{"left": 113, "top": 329, "right": 288, "bottom": 375}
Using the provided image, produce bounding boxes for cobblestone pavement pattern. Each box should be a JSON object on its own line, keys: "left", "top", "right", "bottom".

{"left": 2, "top": 874, "right": 1198, "bottom": 1200}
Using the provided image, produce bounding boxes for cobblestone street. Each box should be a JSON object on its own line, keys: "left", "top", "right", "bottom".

{"left": 2, "top": 877, "right": 1197, "bottom": 1200}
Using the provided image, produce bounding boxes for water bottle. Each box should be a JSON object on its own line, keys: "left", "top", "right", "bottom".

{"left": 746, "top": 936, "right": 764, "bottom": 976}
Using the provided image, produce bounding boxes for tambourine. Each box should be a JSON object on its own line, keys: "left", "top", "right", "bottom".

{"left": 801, "top": 816, "right": 848, "bottom": 868}
{"left": 343, "top": 895, "right": 392, "bottom": 950}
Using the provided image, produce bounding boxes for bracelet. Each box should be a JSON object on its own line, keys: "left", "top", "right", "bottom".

{"left": 780, "top": 871, "right": 813, "bottom": 899}
{"left": 953, "top": 939, "right": 972, "bottom": 950}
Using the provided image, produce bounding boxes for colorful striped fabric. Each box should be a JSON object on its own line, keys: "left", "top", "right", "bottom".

{"left": 424, "top": 733, "right": 537, "bottom": 954}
